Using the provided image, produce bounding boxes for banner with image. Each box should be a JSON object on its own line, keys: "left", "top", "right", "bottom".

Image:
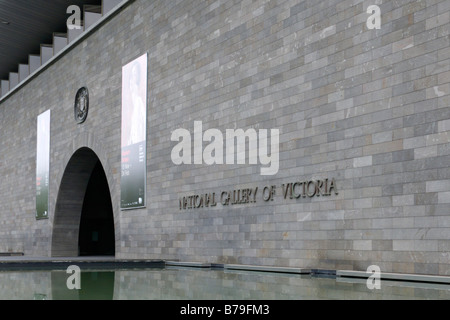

{"left": 121, "top": 53, "right": 147, "bottom": 210}
{"left": 36, "top": 110, "right": 50, "bottom": 220}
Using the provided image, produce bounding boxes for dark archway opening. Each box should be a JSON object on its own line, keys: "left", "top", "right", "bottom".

{"left": 52, "top": 147, "right": 116, "bottom": 257}
{"left": 78, "top": 160, "right": 115, "bottom": 256}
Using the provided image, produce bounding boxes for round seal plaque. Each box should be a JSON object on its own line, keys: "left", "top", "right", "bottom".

{"left": 74, "top": 87, "right": 89, "bottom": 124}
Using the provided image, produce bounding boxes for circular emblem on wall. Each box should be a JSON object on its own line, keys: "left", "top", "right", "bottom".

{"left": 74, "top": 87, "right": 89, "bottom": 124}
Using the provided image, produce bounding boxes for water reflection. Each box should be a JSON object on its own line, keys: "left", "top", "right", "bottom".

{"left": 51, "top": 271, "right": 115, "bottom": 300}
{"left": 0, "top": 268, "right": 448, "bottom": 300}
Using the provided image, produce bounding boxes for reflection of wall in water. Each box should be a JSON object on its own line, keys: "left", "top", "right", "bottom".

{"left": 0, "top": 269, "right": 448, "bottom": 300}
{"left": 0, "top": 271, "right": 51, "bottom": 300}
{"left": 113, "top": 269, "right": 450, "bottom": 300}
{"left": 51, "top": 271, "right": 115, "bottom": 300}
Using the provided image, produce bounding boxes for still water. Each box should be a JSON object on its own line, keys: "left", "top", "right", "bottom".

{"left": 0, "top": 267, "right": 448, "bottom": 300}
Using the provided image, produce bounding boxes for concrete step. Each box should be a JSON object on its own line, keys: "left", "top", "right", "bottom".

{"left": 0, "top": 80, "right": 9, "bottom": 97}
{"left": 8, "top": 72, "right": 19, "bottom": 90}
{"left": 102, "top": 0, "right": 123, "bottom": 15}
{"left": 84, "top": 5, "right": 102, "bottom": 29}
{"left": 29, "top": 54, "right": 41, "bottom": 74}
{"left": 40, "top": 44, "right": 53, "bottom": 65}
{"left": 53, "top": 33, "right": 68, "bottom": 55}
{"left": 68, "top": 21, "right": 85, "bottom": 43}
{"left": 18, "top": 64, "right": 29, "bottom": 82}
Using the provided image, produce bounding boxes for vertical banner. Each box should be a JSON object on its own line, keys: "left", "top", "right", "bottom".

{"left": 36, "top": 110, "right": 50, "bottom": 220}
{"left": 121, "top": 53, "right": 147, "bottom": 210}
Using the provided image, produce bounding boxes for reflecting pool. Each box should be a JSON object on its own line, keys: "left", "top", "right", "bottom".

{"left": 0, "top": 267, "right": 449, "bottom": 300}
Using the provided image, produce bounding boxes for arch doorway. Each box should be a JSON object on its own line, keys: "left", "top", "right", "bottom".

{"left": 52, "top": 147, "right": 115, "bottom": 257}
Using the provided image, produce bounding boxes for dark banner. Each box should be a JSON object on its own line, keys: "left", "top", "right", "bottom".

{"left": 36, "top": 110, "right": 50, "bottom": 219}
{"left": 121, "top": 53, "right": 147, "bottom": 210}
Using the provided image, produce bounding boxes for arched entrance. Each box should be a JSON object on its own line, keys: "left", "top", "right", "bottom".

{"left": 52, "top": 147, "right": 115, "bottom": 257}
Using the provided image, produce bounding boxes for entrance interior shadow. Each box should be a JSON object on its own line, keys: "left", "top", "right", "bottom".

{"left": 78, "top": 160, "right": 115, "bottom": 256}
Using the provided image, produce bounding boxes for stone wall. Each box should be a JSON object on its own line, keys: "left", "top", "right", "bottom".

{"left": 0, "top": 0, "right": 449, "bottom": 276}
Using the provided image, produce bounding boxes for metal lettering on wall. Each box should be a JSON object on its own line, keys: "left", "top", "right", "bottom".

{"left": 179, "top": 178, "right": 338, "bottom": 210}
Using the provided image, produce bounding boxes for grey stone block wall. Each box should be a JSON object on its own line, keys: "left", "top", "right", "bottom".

{"left": 0, "top": 0, "right": 449, "bottom": 276}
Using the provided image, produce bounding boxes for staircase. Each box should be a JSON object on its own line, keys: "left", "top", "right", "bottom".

{"left": 0, "top": 0, "right": 123, "bottom": 98}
